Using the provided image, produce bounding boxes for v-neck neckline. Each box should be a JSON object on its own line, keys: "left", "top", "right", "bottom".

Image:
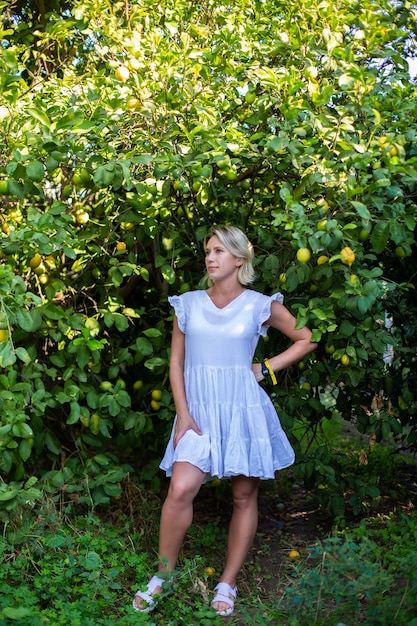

{"left": 204, "top": 289, "right": 247, "bottom": 311}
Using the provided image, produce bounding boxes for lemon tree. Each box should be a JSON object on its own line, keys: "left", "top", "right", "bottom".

{"left": 0, "top": 0, "right": 416, "bottom": 517}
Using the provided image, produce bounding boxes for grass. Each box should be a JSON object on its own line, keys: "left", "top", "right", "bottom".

{"left": 1, "top": 416, "right": 416, "bottom": 625}
{"left": 1, "top": 473, "right": 417, "bottom": 626}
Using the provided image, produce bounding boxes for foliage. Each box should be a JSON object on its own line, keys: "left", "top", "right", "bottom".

{"left": 278, "top": 512, "right": 417, "bottom": 625}
{"left": 0, "top": 0, "right": 416, "bottom": 515}
{"left": 1, "top": 491, "right": 416, "bottom": 625}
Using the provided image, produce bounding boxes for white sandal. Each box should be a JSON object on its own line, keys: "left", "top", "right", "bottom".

{"left": 133, "top": 575, "right": 167, "bottom": 613}
{"left": 211, "top": 582, "right": 237, "bottom": 617}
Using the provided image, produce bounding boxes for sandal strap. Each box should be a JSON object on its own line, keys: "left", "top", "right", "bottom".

{"left": 212, "top": 582, "right": 237, "bottom": 608}
{"left": 148, "top": 575, "right": 166, "bottom": 593}
{"left": 134, "top": 575, "right": 167, "bottom": 608}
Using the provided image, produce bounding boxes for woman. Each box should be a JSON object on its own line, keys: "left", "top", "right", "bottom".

{"left": 133, "top": 225, "right": 317, "bottom": 616}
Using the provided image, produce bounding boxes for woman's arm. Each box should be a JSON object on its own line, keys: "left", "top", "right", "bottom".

{"left": 169, "top": 315, "right": 202, "bottom": 446}
{"left": 252, "top": 301, "right": 318, "bottom": 382}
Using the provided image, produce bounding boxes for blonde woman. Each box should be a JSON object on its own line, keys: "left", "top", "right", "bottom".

{"left": 133, "top": 226, "right": 317, "bottom": 616}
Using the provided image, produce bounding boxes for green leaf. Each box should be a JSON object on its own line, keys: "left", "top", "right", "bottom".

{"left": 77, "top": 344, "right": 90, "bottom": 369}
{"left": 350, "top": 201, "right": 371, "bottom": 220}
{"left": 26, "top": 160, "right": 45, "bottom": 182}
{"left": 15, "top": 309, "right": 36, "bottom": 332}
{"left": 136, "top": 337, "right": 153, "bottom": 356}
{"left": 0, "top": 489, "right": 19, "bottom": 502}
{"left": 370, "top": 222, "right": 390, "bottom": 254}
{"left": 67, "top": 401, "right": 81, "bottom": 425}
{"left": 14, "top": 347, "right": 31, "bottom": 365}
{"left": 1, "top": 607, "right": 34, "bottom": 619}
{"left": 27, "top": 107, "right": 51, "bottom": 127}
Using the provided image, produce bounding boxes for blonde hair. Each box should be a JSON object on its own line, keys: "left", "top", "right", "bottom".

{"left": 204, "top": 225, "right": 255, "bottom": 286}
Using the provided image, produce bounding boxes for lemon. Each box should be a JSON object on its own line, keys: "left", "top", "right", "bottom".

{"left": 288, "top": 550, "right": 300, "bottom": 559}
{"left": 0, "top": 180, "right": 9, "bottom": 195}
{"left": 317, "top": 255, "right": 328, "bottom": 265}
{"left": 38, "top": 273, "right": 49, "bottom": 285}
{"left": 358, "top": 228, "right": 370, "bottom": 242}
{"left": 151, "top": 389, "right": 162, "bottom": 401}
{"left": 90, "top": 414, "right": 100, "bottom": 435}
{"left": 0, "top": 329, "right": 8, "bottom": 341}
{"left": 296, "top": 248, "right": 311, "bottom": 263}
{"left": 340, "top": 246, "right": 355, "bottom": 266}
{"left": 150, "top": 400, "right": 160, "bottom": 411}
{"left": 127, "top": 57, "right": 141, "bottom": 71}
{"left": 205, "top": 567, "right": 216, "bottom": 576}
{"left": 76, "top": 211, "right": 89, "bottom": 225}
{"left": 341, "top": 354, "right": 350, "bottom": 366}
{"left": 317, "top": 219, "right": 328, "bottom": 231}
{"left": 29, "top": 253, "right": 42, "bottom": 269}
{"left": 115, "top": 65, "right": 130, "bottom": 82}
{"left": 127, "top": 97, "right": 140, "bottom": 109}
{"left": 116, "top": 241, "right": 127, "bottom": 252}
{"left": 133, "top": 380, "right": 144, "bottom": 391}
{"left": 245, "top": 91, "right": 256, "bottom": 104}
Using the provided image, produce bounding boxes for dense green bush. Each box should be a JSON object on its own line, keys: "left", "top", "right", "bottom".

{"left": 0, "top": 0, "right": 416, "bottom": 516}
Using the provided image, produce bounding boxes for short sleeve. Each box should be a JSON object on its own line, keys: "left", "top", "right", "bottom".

{"left": 168, "top": 295, "right": 186, "bottom": 333}
{"left": 258, "top": 292, "right": 284, "bottom": 336}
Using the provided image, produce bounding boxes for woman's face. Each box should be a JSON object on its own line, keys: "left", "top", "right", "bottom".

{"left": 205, "top": 235, "right": 242, "bottom": 283}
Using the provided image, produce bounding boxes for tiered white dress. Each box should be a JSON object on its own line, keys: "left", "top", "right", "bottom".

{"left": 159, "top": 289, "right": 295, "bottom": 480}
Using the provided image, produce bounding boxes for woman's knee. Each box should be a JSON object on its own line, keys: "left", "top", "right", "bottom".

{"left": 167, "top": 463, "right": 204, "bottom": 504}
{"left": 231, "top": 476, "right": 260, "bottom": 509}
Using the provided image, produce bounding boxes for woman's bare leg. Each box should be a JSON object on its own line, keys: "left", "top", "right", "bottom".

{"left": 134, "top": 462, "right": 205, "bottom": 609}
{"left": 158, "top": 462, "right": 205, "bottom": 572}
{"left": 212, "top": 475, "right": 260, "bottom": 613}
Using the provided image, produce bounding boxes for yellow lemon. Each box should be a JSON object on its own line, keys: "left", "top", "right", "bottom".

{"left": 127, "top": 97, "right": 141, "bottom": 109}
{"left": 127, "top": 57, "right": 141, "bottom": 71}
{"left": 133, "top": 380, "right": 144, "bottom": 391}
{"left": 288, "top": 550, "right": 300, "bottom": 559}
{"left": 151, "top": 389, "right": 162, "bottom": 401}
{"left": 340, "top": 246, "right": 355, "bottom": 266}
{"left": 341, "top": 354, "right": 350, "bottom": 366}
{"left": 29, "top": 253, "right": 42, "bottom": 269}
{"left": 115, "top": 65, "right": 130, "bottom": 82}
{"left": 317, "top": 255, "right": 329, "bottom": 265}
{"left": 296, "top": 248, "right": 311, "bottom": 263}
{"left": 76, "top": 211, "right": 90, "bottom": 224}
{"left": 150, "top": 400, "right": 160, "bottom": 411}
{"left": 317, "top": 219, "right": 327, "bottom": 231}
{"left": 205, "top": 567, "right": 216, "bottom": 577}
{"left": 90, "top": 414, "right": 100, "bottom": 435}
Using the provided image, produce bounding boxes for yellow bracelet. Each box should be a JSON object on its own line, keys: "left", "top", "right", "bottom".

{"left": 263, "top": 359, "right": 277, "bottom": 386}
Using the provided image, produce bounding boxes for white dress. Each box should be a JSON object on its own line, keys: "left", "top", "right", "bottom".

{"left": 159, "top": 289, "right": 295, "bottom": 480}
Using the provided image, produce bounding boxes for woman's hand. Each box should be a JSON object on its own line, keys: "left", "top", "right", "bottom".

{"left": 252, "top": 362, "right": 265, "bottom": 383}
{"left": 173, "top": 415, "right": 202, "bottom": 448}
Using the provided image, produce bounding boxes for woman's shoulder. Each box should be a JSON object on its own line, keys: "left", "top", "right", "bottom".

{"left": 168, "top": 290, "right": 205, "bottom": 305}
{"left": 246, "top": 289, "right": 284, "bottom": 304}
